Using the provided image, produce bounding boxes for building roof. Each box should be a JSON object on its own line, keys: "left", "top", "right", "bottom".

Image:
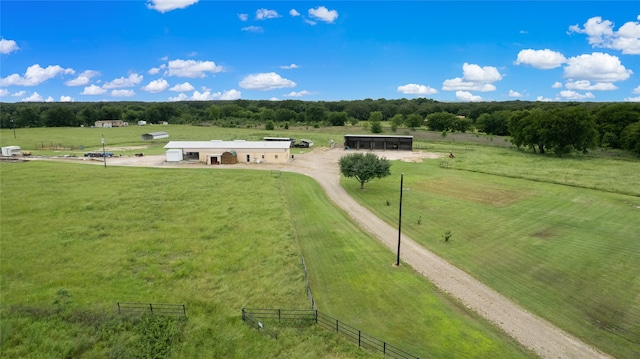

{"left": 164, "top": 140, "right": 291, "bottom": 150}
{"left": 344, "top": 134, "right": 413, "bottom": 139}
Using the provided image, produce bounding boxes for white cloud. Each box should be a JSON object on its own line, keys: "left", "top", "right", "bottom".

{"left": 239, "top": 72, "right": 296, "bottom": 90}
{"left": 219, "top": 89, "right": 241, "bottom": 100}
{"left": 81, "top": 84, "right": 107, "bottom": 95}
{"left": 569, "top": 15, "right": 640, "bottom": 55}
{"left": 59, "top": 95, "right": 74, "bottom": 102}
{"left": 284, "top": 90, "right": 311, "bottom": 97}
{"left": 552, "top": 82, "right": 563, "bottom": 89}
{"left": 281, "top": 63, "right": 299, "bottom": 69}
{"left": 536, "top": 96, "right": 554, "bottom": 102}
{"left": 168, "top": 93, "right": 189, "bottom": 102}
{"left": 242, "top": 26, "right": 263, "bottom": 33}
{"left": 146, "top": 0, "right": 198, "bottom": 13}
{"left": 624, "top": 95, "right": 640, "bottom": 102}
{"left": 0, "top": 38, "right": 20, "bottom": 54}
{"left": 269, "top": 97, "right": 279, "bottom": 101}
{"left": 290, "top": 9, "right": 300, "bottom": 17}
{"left": 187, "top": 51, "right": 197, "bottom": 57}
{"left": 305, "top": 19, "right": 317, "bottom": 26}
{"left": 508, "top": 89, "right": 524, "bottom": 98}
{"left": 633, "top": 85, "right": 640, "bottom": 94}
{"left": 170, "top": 82, "right": 195, "bottom": 92}
{"left": 442, "top": 78, "right": 496, "bottom": 92}
{"left": 142, "top": 78, "right": 169, "bottom": 93}
{"left": 514, "top": 49, "right": 566, "bottom": 69}
{"left": 12, "top": 90, "right": 26, "bottom": 97}
{"left": 564, "top": 52, "right": 632, "bottom": 82}
{"left": 462, "top": 63, "right": 502, "bottom": 82}
{"left": 397, "top": 83, "right": 438, "bottom": 95}
{"left": 166, "top": 59, "right": 223, "bottom": 78}
{"left": 111, "top": 89, "right": 136, "bottom": 97}
{"left": 65, "top": 70, "right": 100, "bottom": 86}
{"left": 0, "top": 64, "right": 74, "bottom": 86}
{"left": 442, "top": 63, "right": 502, "bottom": 92}
{"left": 238, "top": 13, "right": 248, "bottom": 21}
{"left": 0, "top": 89, "right": 9, "bottom": 97}
{"left": 559, "top": 90, "right": 595, "bottom": 100}
{"left": 565, "top": 80, "right": 617, "bottom": 91}
{"left": 308, "top": 6, "right": 338, "bottom": 23}
{"left": 148, "top": 65, "right": 165, "bottom": 75}
{"left": 256, "top": 8, "right": 279, "bottom": 20}
{"left": 103, "top": 73, "right": 143, "bottom": 89}
{"left": 22, "top": 92, "right": 53, "bottom": 102}
{"left": 191, "top": 90, "right": 216, "bottom": 101}
{"left": 456, "top": 91, "right": 483, "bottom": 102}
{"left": 169, "top": 89, "right": 241, "bottom": 101}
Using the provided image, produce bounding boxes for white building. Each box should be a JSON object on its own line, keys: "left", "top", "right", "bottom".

{"left": 1, "top": 146, "right": 21, "bottom": 156}
{"left": 164, "top": 140, "right": 291, "bottom": 165}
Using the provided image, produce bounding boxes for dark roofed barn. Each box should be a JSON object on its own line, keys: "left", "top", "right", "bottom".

{"left": 343, "top": 135, "right": 413, "bottom": 151}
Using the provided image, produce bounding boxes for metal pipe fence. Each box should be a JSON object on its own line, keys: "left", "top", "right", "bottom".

{"left": 242, "top": 308, "right": 419, "bottom": 359}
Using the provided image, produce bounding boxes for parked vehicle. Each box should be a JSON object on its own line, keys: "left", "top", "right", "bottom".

{"left": 84, "top": 152, "right": 113, "bottom": 158}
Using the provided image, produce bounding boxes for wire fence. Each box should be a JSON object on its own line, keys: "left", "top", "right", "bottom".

{"left": 117, "top": 302, "right": 186, "bottom": 317}
{"left": 242, "top": 308, "right": 419, "bottom": 359}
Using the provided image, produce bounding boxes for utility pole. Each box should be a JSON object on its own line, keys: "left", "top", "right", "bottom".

{"left": 397, "top": 173, "right": 404, "bottom": 266}
{"left": 102, "top": 134, "right": 107, "bottom": 168}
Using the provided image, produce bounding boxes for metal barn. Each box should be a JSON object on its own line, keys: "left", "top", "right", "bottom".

{"left": 343, "top": 135, "right": 413, "bottom": 150}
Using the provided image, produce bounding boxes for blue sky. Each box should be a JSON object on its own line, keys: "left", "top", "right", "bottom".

{"left": 1, "top": 1, "right": 639, "bottom": 103}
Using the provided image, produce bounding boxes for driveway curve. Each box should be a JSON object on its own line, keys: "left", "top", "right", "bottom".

{"left": 40, "top": 148, "right": 611, "bottom": 359}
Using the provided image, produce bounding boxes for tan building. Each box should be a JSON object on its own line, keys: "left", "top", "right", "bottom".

{"left": 164, "top": 140, "right": 291, "bottom": 165}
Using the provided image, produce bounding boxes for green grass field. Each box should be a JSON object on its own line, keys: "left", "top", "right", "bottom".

{"left": 343, "top": 152, "right": 640, "bottom": 358}
{"left": 2, "top": 125, "right": 638, "bottom": 358}
{"left": 0, "top": 160, "right": 532, "bottom": 358}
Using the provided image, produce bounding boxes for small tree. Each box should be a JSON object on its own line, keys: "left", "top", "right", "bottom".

{"left": 369, "top": 111, "right": 383, "bottom": 134}
{"left": 265, "top": 120, "right": 275, "bottom": 130}
{"left": 339, "top": 153, "right": 391, "bottom": 189}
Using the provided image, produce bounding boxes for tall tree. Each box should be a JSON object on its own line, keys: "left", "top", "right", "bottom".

{"left": 369, "top": 111, "right": 383, "bottom": 133}
{"left": 546, "top": 106, "right": 597, "bottom": 155}
{"left": 305, "top": 106, "right": 326, "bottom": 124}
{"left": 18, "top": 106, "right": 43, "bottom": 127}
{"left": 339, "top": 152, "right": 391, "bottom": 189}
{"left": 208, "top": 105, "right": 221, "bottom": 121}
{"left": 390, "top": 114, "right": 404, "bottom": 132}
{"left": 328, "top": 111, "right": 348, "bottom": 126}
{"left": 44, "top": 106, "right": 77, "bottom": 127}
{"left": 425, "top": 112, "right": 456, "bottom": 131}
{"left": 621, "top": 121, "right": 640, "bottom": 155}
{"left": 476, "top": 110, "right": 510, "bottom": 135}
{"left": 405, "top": 114, "right": 423, "bottom": 130}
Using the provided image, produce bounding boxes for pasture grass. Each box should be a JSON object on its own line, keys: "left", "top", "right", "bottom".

{"left": 343, "top": 155, "right": 640, "bottom": 358}
{"left": 0, "top": 160, "right": 532, "bottom": 358}
{"left": 0, "top": 161, "right": 373, "bottom": 358}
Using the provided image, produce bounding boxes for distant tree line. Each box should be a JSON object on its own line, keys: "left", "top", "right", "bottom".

{"left": 1, "top": 99, "right": 638, "bottom": 155}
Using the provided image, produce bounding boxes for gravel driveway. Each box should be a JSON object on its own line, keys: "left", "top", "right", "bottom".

{"left": 47, "top": 148, "right": 612, "bottom": 358}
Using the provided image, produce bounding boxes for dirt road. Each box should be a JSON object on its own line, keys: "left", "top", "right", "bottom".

{"left": 44, "top": 149, "right": 611, "bottom": 358}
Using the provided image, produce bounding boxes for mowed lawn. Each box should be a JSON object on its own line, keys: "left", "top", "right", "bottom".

{"left": 343, "top": 153, "right": 640, "bottom": 358}
{"left": 282, "top": 173, "right": 533, "bottom": 358}
{"left": 0, "top": 161, "right": 532, "bottom": 358}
